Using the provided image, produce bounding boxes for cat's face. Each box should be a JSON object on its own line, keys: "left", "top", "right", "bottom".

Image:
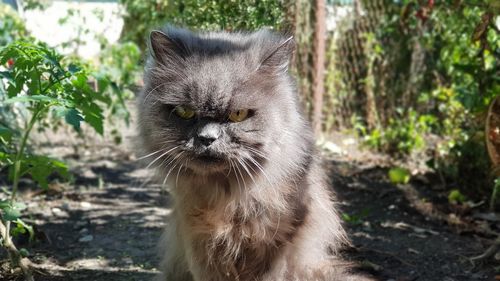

{"left": 139, "top": 28, "right": 296, "bottom": 176}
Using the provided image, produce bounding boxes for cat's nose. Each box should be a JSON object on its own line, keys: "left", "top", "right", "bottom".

{"left": 197, "top": 123, "right": 221, "bottom": 146}
{"left": 199, "top": 135, "right": 217, "bottom": 146}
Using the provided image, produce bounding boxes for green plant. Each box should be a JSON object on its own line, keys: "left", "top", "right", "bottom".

{"left": 57, "top": 7, "right": 107, "bottom": 56}
{"left": 0, "top": 3, "right": 28, "bottom": 46}
{"left": 332, "top": 1, "right": 499, "bottom": 199}
{"left": 22, "top": 0, "right": 51, "bottom": 11}
{"left": 324, "top": 35, "right": 352, "bottom": 131}
{"left": 388, "top": 167, "right": 411, "bottom": 185}
{"left": 363, "top": 109, "right": 434, "bottom": 155}
{"left": 120, "top": 0, "right": 286, "bottom": 50}
{"left": 0, "top": 40, "right": 114, "bottom": 280}
{"left": 491, "top": 178, "right": 500, "bottom": 211}
{"left": 96, "top": 41, "right": 141, "bottom": 128}
{"left": 448, "top": 189, "right": 466, "bottom": 204}
{"left": 341, "top": 209, "right": 370, "bottom": 225}
{"left": 50, "top": 6, "right": 137, "bottom": 143}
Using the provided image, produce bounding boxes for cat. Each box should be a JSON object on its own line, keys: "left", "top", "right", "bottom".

{"left": 138, "top": 26, "right": 372, "bottom": 281}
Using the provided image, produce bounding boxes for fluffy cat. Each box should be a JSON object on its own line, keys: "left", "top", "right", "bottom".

{"left": 138, "top": 26, "right": 371, "bottom": 281}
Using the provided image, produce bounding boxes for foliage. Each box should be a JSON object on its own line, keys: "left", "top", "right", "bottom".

{"left": 432, "top": 2, "right": 499, "bottom": 113}
{"left": 388, "top": 167, "right": 411, "bottom": 185}
{"left": 0, "top": 3, "right": 28, "bottom": 46}
{"left": 56, "top": 7, "right": 108, "bottom": 56}
{"left": 363, "top": 109, "right": 433, "bottom": 155}
{"left": 96, "top": 41, "right": 141, "bottom": 125}
{"left": 327, "top": 0, "right": 499, "bottom": 196}
{"left": 120, "top": 0, "right": 286, "bottom": 49}
{"left": 448, "top": 189, "right": 466, "bottom": 204}
{"left": 22, "top": 0, "right": 51, "bottom": 11}
{"left": 491, "top": 178, "right": 500, "bottom": 210}
{"left": 421, "top": 2, "right": 498, "bottom": 195}
{"left": 0, "top": 1, "right": 142, "bottom": 275}
{"left": 1, "top": 41, "right": 109, "bottom": 133}
{"left": 341, "top": 209, "right": 370, "bottom": 225}
{"left": 49, "top": 5, "right": 140, "bottom": 142}
{"left": 324, "top": 32, "right": 352, "bottom": 131}
{"left": 0, "top": 40, "right": 116, "bottom": 277}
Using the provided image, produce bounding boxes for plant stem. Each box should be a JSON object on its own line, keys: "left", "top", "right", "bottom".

{"left": 2, "top": 105, "right": 44, "bottom": 281}
{"left": 11, "top": 105, "right": 44, "bottom": 201}
{"left": 490, "top": 181, "right": 499, "bottom": 212}
{"left": 0, "top": 219, "right": 34, "bottom": 281}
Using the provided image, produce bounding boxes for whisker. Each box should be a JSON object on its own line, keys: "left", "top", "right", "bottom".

{"left": 142, "top": 82, "right": 168, "bottom": 104}
{"left": 136, "top": 148, "right": 166, "bottom": 161}
{"left": 234, "top": 159, "right": 247, "bottom": 192}
{"left": 175, "top": 158, "right": 188, "bottom": 187}
{"left": 162, "top": 151, "right": 186, "bottom": 185}
{"left": 230, "top": 158, "right": 243, "bottom": 196}
{"left": 226, "top": 159, "right": 233, "bottom": 178}
{"left": 250, "top": 157, "right": 273, "bottom": 185}
{"left": 238, "top": 158, "right": 257, "bottom": 187}
{"left": 147, "top": 145, "right": 180, "bottom": 169}
{"left": 271, "top": 213, "right": 281, "bottom": 244}
{"left": 244, "top": 146, "right": 270, "bottom": 159}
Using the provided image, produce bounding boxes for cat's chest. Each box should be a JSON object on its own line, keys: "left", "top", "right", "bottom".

{"left": 182, "top": 206, "right": 287, "bottom": 280}
{"left": 174, "top": 175, "right": 303, "bottom": 244}
{"left": 173, "top": 174, "right": 309, "bottom": 280}
{"left": 184, "top": 204, "right": 276, "bottom": 241}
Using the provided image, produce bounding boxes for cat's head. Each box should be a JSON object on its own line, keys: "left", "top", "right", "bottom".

{"left": 138, "top": 27, "right": 306, "bottom": 178}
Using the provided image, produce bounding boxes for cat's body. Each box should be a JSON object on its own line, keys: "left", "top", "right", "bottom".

{"left": 138, "top": 27, "right": 370, "bottom": 281}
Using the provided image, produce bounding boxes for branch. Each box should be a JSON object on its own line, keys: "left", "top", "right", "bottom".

{"left": 0, "top": 219, "right": 34, "bottom": 281}
{"left": 471, "top": 235, "right": 500, "bottom": 263}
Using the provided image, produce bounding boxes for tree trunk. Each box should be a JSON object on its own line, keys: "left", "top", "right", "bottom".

{"left": 312, "top": 0, "right": 326, "bottom": 136}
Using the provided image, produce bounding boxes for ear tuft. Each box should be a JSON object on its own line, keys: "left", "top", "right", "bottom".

{"left": 149, "top": 30, "right": 187, "bottom": 66}
{"left": 259, "top": 36, "right": 295, "bottom": 73}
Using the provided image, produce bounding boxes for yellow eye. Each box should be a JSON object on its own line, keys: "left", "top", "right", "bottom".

{"left": 229, "top": 109, "right": 249, "bottom": 122}
{"left": 174, "top": 105, "right": 195, "bottom": 119}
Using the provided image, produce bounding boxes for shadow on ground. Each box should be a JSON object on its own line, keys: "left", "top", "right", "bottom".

{"left": 330, "top": 159, "right": 496, "bottom": 281}
{"left": 0, "top": 141, "right": 496, "bottom": 281}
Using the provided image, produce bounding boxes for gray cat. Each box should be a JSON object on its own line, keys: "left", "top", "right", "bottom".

{"left": 138, "top": 27, "right": 372, "bottom": 281}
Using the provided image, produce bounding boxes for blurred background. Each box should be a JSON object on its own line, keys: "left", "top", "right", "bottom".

{"left": 4, "top": 0, "right": 498, "bottom": 196}
{"left": 0, "top": 1, "right": 499, "bottom": 280}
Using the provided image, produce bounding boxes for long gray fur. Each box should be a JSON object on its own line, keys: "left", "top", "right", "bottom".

{"left": 137, "top": 26, "right": 372, "bottom": 281}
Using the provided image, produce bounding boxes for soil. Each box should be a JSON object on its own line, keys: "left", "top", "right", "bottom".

{"left": 0, "top": 129, "right": 498, "bottom": 281}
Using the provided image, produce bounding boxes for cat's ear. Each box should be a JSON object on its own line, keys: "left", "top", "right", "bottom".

{"left": 258, "top": 36, "right": 295, "bottom": 74}
{"left": 149, "top": 30, "right": 187, "bottom": 67}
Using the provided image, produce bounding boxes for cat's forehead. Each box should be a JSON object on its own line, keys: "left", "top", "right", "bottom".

{"left": 149, "top": 28, "right": 293, "bottom": 111}
{"left": 183, "top": 57, "right": 255, "bottom": 109}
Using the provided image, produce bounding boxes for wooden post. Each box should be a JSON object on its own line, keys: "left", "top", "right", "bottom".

{"left": 313, "top": 0, "right": 326, "bottom": 136}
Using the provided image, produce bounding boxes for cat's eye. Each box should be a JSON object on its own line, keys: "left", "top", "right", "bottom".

{"left": 229, "top": 109, "right": 249, "bottom": 122}
{"left": 174, "top": 105, "right": 195, "bottom": 119}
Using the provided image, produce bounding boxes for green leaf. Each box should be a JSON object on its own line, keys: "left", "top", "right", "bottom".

{"left": 0, "top": 126, "right": 13, "bottom": 143}
{"left": 68, "top": 63, "right": 82, "bottom": 74}
{"left": 4, "top": 95, "right": 58, "bottom": 104}
{"left": 19, "top": 155, "right": 69, "bottom": 189}
{"left": 13, "top": 202, "right": 27, "bottom": 211}
{"left": 0, "top": 200, "right": 10, "bottom": 209}
{"left": 388, "top": 167, "right": 411, "bottom": 184}
{"left": 453, "top": 63, "right": 479, "bottom": 75}
{"left": 0, "top": 70, "right": 13, "bottom": 81}
{"left": 54, "top": 107, "right": 84, "bottom": 131}
{"left": 3, "top": 206, "right": 21, "bottom": 221}
{"left": 19, "top": 248, "right": 29, "bottom": 257}
{"left": 80, "top": 103, "right": 104, "bottom": 135}
{"left": 64, "top": 108, "right": 84, "bottom": 131}
{"left": 15, "top": 219, "right": 34, "bottom": 242}
{"left": 448, "top": 189, "right": 466, "bottom": 204}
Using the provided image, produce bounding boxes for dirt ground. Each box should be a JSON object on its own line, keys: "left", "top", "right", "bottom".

{"left": 0, "top": 128, "right": 498, "bottom": 281}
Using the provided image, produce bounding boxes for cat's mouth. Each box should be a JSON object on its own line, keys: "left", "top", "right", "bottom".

{"left": 193, "top": 150, "right": 226, "bottom": 164}
{"left": 196, "top": 153, "right": 224, "bottom": 163}
{"left": 185, "top": 151, "right": 227, "bottom": 174}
